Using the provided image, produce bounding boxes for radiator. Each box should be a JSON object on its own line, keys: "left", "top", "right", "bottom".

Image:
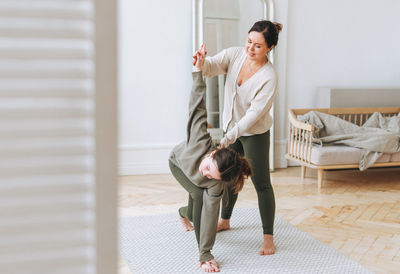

{"left": 316, "top": 88, "right": 400, "bottom": 108}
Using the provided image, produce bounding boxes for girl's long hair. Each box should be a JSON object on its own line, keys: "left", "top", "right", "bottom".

{"left": 213, "top": 148, "right": 252, "bottom": 194}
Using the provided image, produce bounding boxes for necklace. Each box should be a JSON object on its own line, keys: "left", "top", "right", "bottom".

{"left": 245, "top": 56, "right": 267, "bottom": 73}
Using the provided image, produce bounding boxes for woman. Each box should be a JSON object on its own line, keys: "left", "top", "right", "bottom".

{"left": 193, "top": 20, "right": 282, "bottom": 255}
{"left": 169, "top": 53, "right": 252, "bottom": 272}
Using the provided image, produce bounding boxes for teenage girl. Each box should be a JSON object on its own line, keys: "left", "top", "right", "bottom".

{"left": 169, "top": 53, "right": 252, "bottom": 272}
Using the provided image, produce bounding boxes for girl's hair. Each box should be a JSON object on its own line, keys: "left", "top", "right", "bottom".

{"left": 248, "top": 20, "right": 283, "bottom": 48}
{"left": 212, "top": 148, "right": 252, "bottom": 194}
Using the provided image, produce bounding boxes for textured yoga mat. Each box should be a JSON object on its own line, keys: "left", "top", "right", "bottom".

{"left": 119, "top": 208, "right": 373, "bottom": 274}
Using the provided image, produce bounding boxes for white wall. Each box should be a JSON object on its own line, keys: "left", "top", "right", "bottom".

{"left": 118, "top": 0, "right": 192, "bottom": 174}
{"left": 238, "top": 0, "right": 264, "bottom": 44}
{"left": 119, "top": 0, "right": 400, "bottom": 174}
{"left": 273, "top": 0, "right": 290, "bottom": 168}
{"left": 286, "top": 0, "right": 400, "bottom": 109}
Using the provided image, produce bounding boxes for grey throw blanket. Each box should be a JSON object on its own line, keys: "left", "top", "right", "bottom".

{"left": 297, "top": 111, "right": 400, "bottom": 170}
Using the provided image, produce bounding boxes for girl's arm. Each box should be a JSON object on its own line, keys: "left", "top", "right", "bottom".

{"left": 186, "top": 71, "right": 211, "bottom": 145}
{"left": 198, "top": 183, "right": 223, "bottom": 262}
{"left": 190, "top": 62, "right": 223, "bottom": 267}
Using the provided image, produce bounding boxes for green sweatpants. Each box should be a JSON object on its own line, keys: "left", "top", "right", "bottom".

{"left": 221, "top": 130, "right": 276, "bottom": 235}
{"left": 169, "top": 160, "right": 203, "bottom": 245}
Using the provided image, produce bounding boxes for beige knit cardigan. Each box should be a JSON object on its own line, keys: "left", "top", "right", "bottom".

{"left": 202, "top": 47, "right": 278, "bottom": 146}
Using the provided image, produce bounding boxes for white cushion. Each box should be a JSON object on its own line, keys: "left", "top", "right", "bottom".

{"left": 309, "top": 145, "right": 390, "bottom": 165}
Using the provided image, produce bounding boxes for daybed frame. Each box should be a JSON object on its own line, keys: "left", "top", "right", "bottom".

{"left": 286, "top": 107, "right": 400, "bottom": 189}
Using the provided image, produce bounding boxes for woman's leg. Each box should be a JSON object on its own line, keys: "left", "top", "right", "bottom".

{"left": 240, "top": 131, "right": 276, "bottom": 254}
{"left": 169, "top": 160, "right": 204, "bottom": 244}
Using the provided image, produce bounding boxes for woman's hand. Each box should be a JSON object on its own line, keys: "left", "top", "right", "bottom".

{"left": 200, "top": 259, "right": 220, "bottom": 272}
{"left": 193, "top": 44, "right": 207, "bottom": 70}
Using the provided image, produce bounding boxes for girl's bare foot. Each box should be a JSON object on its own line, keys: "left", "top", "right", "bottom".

{"left": 259, "top": 234, "right": 275, "bottom": 255}
{"left": 180, "top": 217, "right": 194, "bottom": 231}
{"left": 216, "top": 218, "right": 230, "bottom": 232}
{"left": 200, "top": 259, "right": 220, "bottom": 272}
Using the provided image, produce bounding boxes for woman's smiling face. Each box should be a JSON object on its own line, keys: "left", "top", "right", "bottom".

{"left": 245, "top": 31, "right": 271, "bottom": 61}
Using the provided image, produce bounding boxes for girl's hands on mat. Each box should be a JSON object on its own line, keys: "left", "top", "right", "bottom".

{"left": 200, "top": 259, "right": 220, "bottom": 272}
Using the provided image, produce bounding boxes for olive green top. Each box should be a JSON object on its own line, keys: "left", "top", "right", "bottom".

{"left": 169, "top": 71, "right": 224, "bottom": 262}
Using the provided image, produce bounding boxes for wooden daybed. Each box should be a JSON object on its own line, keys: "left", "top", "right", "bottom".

{"left": 286, "top": 107, "right": 400, "bottom": 189}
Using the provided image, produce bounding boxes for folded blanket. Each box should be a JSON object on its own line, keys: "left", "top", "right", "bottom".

{"left": 297, "top": 111, "right": 400, "bottom": 170}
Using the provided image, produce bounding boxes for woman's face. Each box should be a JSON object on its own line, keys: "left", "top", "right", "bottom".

{"left": 245, "top": 31, "right": 271, "bottom": 62}
{"left": 199, "top": 151, "right": 221, "bottom": 180}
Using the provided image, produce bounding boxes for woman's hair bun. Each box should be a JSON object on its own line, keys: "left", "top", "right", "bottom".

{"left": 273, "top": 22, "right": 283, "bottom": 33}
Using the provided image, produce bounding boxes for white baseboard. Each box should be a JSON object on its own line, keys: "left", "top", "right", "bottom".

{"left": 118, "top": 143, "right": 174, "bottom": 175}
{"left": 119, "top": 140, "right": 293, "bottom": 175}
{"left": 119, "top": 161, "right": 171, "bottom": 175}
{"left": 274, "top": 139, "right": 288, "bottom": 168}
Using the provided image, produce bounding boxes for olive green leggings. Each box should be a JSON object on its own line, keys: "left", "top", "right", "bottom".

{"left": 169, "top": 160, "right": 203, "bottom": 245}
{"left": 221, "top": 130, "right": 275, "bottom": 235}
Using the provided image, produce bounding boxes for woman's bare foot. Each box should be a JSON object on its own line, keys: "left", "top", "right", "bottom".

{"left": 216, "top": 218, "right": 230, "bottom": 232}
{"left": 200, "top": 259, "right": 220, "bottom": 272}
{"left": 259, "top": 234, "right": 275, "bottom": 255}
{"left": 180, "top": 217, "right": 194, "bottom": 231}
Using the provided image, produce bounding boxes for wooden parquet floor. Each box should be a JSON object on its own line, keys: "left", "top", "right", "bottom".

{"left": 118, "top": 167, "right": 400, "bottom": 274}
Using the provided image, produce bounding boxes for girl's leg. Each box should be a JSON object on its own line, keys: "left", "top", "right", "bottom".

{"left": 240, "top": 131, "right": 276, "bottom": 254}
{"left": 178, "top": 195, "right": 194, "bottom": 221}
{"left": 169, "top": 160, "right": 204, "bottom": 244}
{"left": 219, "top": 140, "right": 244, "bottom": 225}
{"left": 178, "top": 195, "right": 194, "bottom": 231}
